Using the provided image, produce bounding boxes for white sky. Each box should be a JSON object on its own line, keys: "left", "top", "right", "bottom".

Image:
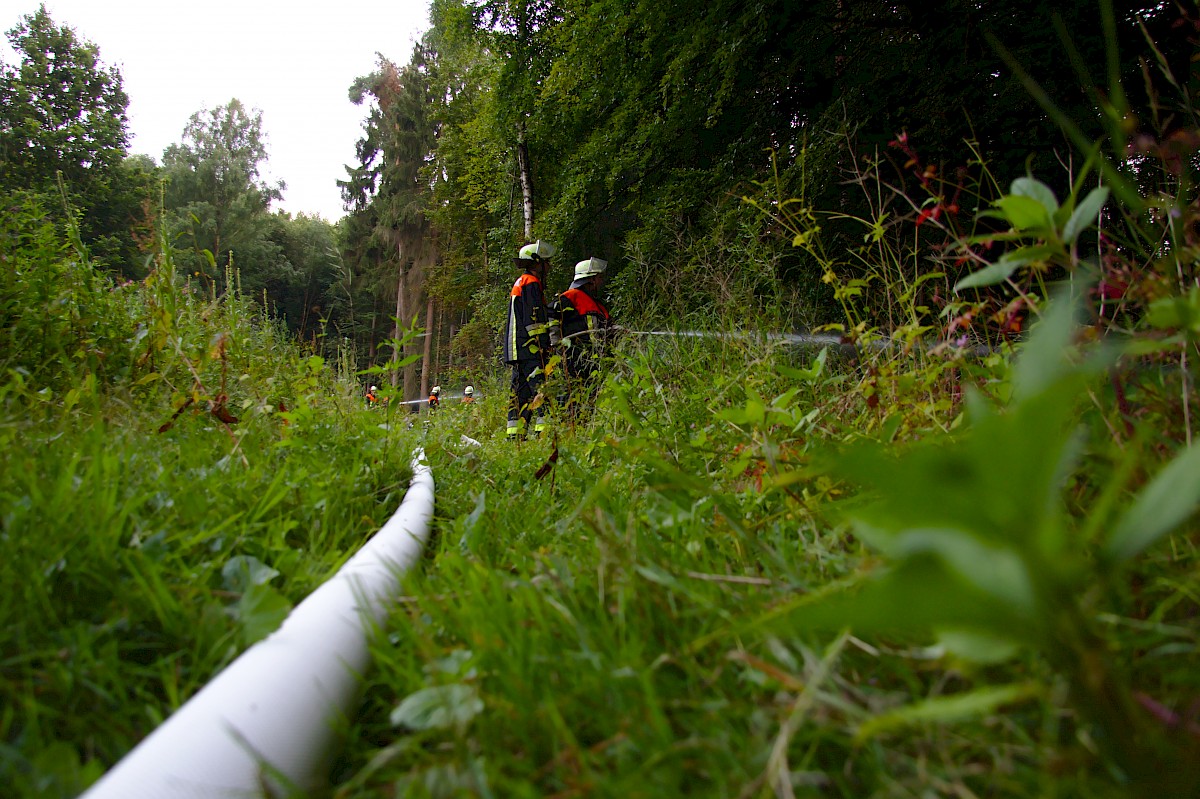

{"left": 2, "top": 0, "right": 430, "bottom": 222}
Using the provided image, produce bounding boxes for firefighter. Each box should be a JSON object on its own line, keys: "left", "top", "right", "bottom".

{"left": 462, "top": 385, "right": 475, "bottom": 404}
{"left": 549, "top": 257, "right": 611, "bottom": 422}
{"left": 428, "top": 385, "right": 441, "bottom": 410}
{"left": 366, "top": 385, "right": 378, "bottom": 407}
{"left": 504, "top": 240, "right": 557, "bottom": 439}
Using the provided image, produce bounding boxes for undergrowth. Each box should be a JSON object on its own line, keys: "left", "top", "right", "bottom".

{"left": 327, "top": 16, "right": 1200, "bottom": 799}
{"left": 7, "top": 10, "right": 1200, "bottom": 797}
{"left": 0, "top": 196, "right": 417, "bottom": 797}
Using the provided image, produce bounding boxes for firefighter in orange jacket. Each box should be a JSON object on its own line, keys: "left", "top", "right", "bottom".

{"left": 549, "top": 257, "right": 611, "bottom": 421}
{"left": 428, "top": 385, "right": 441, "bottom": 410}
{"left": 504, "top": 240, "right": 556, "bottom": 439}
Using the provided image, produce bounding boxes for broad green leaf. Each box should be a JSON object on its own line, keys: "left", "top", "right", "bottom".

{"left": 936, "top": 628, "right": 1021, "bottom": 664}
{"left": 237, "top": 583, "right": 292, "bottom": 646}
{"left": 878, "top": 527, "right": 1036, "bottom": 615}
{"left": 953, "top": 246, "right": 1054, "bottom": 291}
{"left": 878, "top": 412, "right": 903, "bottom": 443}
{"left": 855, "top": 682, "right": 1038, "bottom": 742}
{"left": 1062, "top": 186, "right": 1109, "bottom": 244}
{"left": 745, "top": 386, "right": 766, "bottom": 425}
{"left": 1145, "top": 289, "right": 1200, "bottom": 333}
{"left": 1106, "top": 445, "right": 1200, "bottom": 561}
{"left": 761, "top": 469, "right": 811, "bottom": 490}
{"left": 776, "top": 347, "right": 828, "bottom": 382}
{"left": 770, "top": 556, "right": 1029, "bottom": 640}
{"left": 1123, "top": 335, "right": 1185, "bottom": 356}
{"left": 1012, "top": 289, "right": 1079, "bottom": 401}
{"left": 222, "top": 555, "right": 279, "bottom": 593}
{"left": 391, "top": 684, "right": 484, "bottom": 731}
{"left": 1011, "top": 177, "right": 1060, "bottom": 216}
{"left": 954, "top": 258, "right": 1021, "bottom": 292}
{"left": 995, "top": 194, "right": 1052, "bottom": 232}
{"left": 770, "top": 386, "right": 803, "bottom": 409}
{"left": 396, "top": 353, "right": 424, "bottom": 368}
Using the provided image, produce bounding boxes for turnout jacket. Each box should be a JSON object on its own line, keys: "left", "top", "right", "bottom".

{"left": 550, "top": 287, "right": 610, "bottom": 367}
{"left": 504, "top": 271, "right": 551, "bottom": 364}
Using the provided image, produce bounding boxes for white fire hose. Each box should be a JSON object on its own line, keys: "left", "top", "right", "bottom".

{"left": 81, "top": 449, "right": 434, "bottom": 799}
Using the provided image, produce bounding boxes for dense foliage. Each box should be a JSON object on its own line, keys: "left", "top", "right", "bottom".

{"left": 329, "top": 0, "right": 1197, "bottom": 401}
{"left": 0, "top": 197, "right": 416, "bottom": 796}
{"left": 0, "top": 5, "right": 152, "bottom": 275}
{"left": 2, "top": 7, "right": 352, "bottom": 345}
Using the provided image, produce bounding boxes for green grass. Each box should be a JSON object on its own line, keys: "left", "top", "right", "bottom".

{"left": 326, "top": 320, "right": 1200, "bottom": 798}
{"left": 5, "top": 144, "right": 1200, "bottom": 798}
{"left": 0, "top": 200, "right": 417, "bottom": 796}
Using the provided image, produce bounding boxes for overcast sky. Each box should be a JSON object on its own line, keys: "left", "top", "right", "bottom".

{"left": 3, "top": 0, "right": 430, "bottom": 221}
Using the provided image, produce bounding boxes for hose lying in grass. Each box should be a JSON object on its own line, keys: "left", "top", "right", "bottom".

{"left": 619, "top": 327, "right": 996, "bottom": 356}
{"left": 81, "top": 449, "right": 434, "bottom": 799}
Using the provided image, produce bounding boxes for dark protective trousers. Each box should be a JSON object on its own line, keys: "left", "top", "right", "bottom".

{"left": 507, "top": 360, "right": 544, "bottom": 438}
{"left": 560, "top": 353, "right": 601, "bottom": 423}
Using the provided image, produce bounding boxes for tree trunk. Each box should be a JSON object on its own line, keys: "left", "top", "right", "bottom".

{"left": 368, "top": 297, "right": 378, "bottom": 362}
{"left": 393, "top": 249, "right": 407, "bottom": 394}
{"left": 516, "top": 123, "right": 534, "bottom": 241}
{"left": 420, "top": 295, "right": 434, "bottom": 398}
{"left": 436, "top": 305, "right": 445, "bottom": 382}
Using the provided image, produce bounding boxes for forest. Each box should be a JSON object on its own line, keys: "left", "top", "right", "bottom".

{"left": 3, "top": 0, "right": 1200, "bottom": 797}
{"left": 4, "top": 0, "right": 1193, "bottom": 400}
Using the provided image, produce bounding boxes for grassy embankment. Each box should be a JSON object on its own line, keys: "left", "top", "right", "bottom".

{"left": 0, "top": 197, "right": 416, "bottom": 796}
{"left": 5, "top": 125, "right": 1200, "bottom": 797}
{"left": 325, "top": 143, "right": 1200, "bottom": 794}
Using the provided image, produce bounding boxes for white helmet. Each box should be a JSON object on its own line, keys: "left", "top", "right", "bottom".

{"left": 431, "top": 385, "right": 441, "bottom": 394}
{"left": 370, "top": 385, "right": 377, "bottom": 392}
{"left": 518, "top": 240, "right": 557, "bottom": 261}
{"left": 572, "top": 257, "right": 607, "bottom": 285}
{"left": 464, "top": 385, "right": 474, "bottom": 396}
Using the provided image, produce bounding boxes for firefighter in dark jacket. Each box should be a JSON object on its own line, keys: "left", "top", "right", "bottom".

{"left": 549, "top": 257, "right": 611, "bottom": 421}
{"left": 504, "top": 240, "right": 557, "bottom": 439}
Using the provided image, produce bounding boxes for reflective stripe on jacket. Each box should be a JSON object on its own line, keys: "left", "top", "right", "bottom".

{"left": 504, "top": 272, "right": 549, "bottom": 363}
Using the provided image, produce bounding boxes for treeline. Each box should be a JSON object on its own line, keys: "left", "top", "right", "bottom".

{"left": 337, "top": 0, "right": 1191, "bottom": 399}
{"left": 0, "top": 8, "right": 348, "bottom": 363}
{"left": 3, "top": 2, "right": 1193, "bottom": 400}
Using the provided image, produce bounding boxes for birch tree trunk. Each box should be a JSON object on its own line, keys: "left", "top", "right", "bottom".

{"left": 516, "top": 123, "right": 534, "bottom": 241}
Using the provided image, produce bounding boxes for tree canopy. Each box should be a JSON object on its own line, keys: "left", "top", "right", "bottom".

{"left": 161, "top": 99, "right": 286, "bottom": 287}
{"left": 0, "top": 4, "right": 150, "bottom": 273}
{"left": 340, "top": 0, "right": 1193, "bottom": 348}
